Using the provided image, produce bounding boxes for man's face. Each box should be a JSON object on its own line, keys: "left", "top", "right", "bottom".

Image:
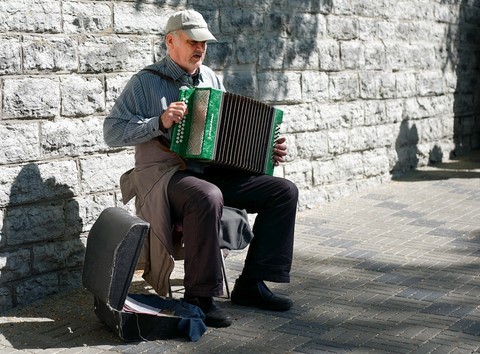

{"left": 167, "top": 31, "right": 207, "bottom": 75}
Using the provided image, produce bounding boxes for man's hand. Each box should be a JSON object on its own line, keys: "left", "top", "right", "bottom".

{"left": 160, "top": 101, "right": 188, "bottom": 129}
{"left": 273, "top": 136, "right": 287, "bottom": 166}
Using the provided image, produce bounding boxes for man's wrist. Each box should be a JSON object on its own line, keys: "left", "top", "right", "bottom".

{"left": 158, "top": 116, "right": 167, "bottom": 133}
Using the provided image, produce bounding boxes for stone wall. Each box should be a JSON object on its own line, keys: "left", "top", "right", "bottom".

{"left": 1, "top": 0, "right": 479, "bottom": 311}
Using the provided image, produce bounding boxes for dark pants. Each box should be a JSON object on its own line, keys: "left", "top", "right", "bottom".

{"left": 167, "top": 167, "right": 298, "bottom": 298}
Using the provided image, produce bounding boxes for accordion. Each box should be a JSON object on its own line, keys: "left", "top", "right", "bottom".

{"left": 170, "top": 87, "right": 283, "bottom": 175}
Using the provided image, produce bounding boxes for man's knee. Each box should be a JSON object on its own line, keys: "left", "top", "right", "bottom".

{"left": 278, "top": 178, "right": 299, "bottom": 204}
{"left": 187, "top": 182, "right": 224, "bottom": 212}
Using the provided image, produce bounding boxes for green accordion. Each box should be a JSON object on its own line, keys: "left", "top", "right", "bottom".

{"left": 170, "top": 87, "right": 283, "bottom": 176}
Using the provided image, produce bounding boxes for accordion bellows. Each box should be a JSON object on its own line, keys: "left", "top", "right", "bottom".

{"left": 170, "top": 87, "right": 283, "bottom": 175}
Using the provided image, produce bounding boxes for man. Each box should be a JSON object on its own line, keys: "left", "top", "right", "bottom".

{"left": 103, "top": 9, "right": 298, "bottom": 328}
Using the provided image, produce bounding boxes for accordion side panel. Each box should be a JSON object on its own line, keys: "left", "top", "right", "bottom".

{"left": 267, "top": 108, "right": 284, "bottom": 175}
{"left": 201, "top": 88, "right": 223, "bottom": 159}
{"left": 255, "top": 104, "right": 273, "bottom": 173}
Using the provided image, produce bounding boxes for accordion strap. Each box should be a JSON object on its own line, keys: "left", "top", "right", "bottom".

{"left": 142, "top": 68, "right": 199, "bottom": 87}
{"left": 142, "top": 68, "right": 176, "bottom": 82}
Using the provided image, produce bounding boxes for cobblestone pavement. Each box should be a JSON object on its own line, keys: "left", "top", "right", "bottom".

{"left": 1, "top": 151, "right": 480, "bottom": 353}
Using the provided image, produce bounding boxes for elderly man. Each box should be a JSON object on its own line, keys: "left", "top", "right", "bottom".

{"left": 103, "top": 9, "right": 298, "bottom": 328}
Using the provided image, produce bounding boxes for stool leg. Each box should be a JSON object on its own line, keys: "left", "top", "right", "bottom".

{"left": 220, "top": 250, "right": 230, "bottom": 298}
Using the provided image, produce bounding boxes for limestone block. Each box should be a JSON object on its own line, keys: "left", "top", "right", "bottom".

{"left": 235, "top": 36, "right": 258, "bottom": 64}
{"left": 285, "top": 38, "right": 319, "bottom": 70}
{"left": 220, "top": 8, "right": 264, "bottom": 35}
{"left": 59, "top": 269, "right": 82, "bottom": 290}
{"left": 63, "top": 1, "right": 112, "bottom": 34}
{"left": 385, "top": 99, "right": 405, "bottom": 123}
{"left": 376, "top": 124, "right": 397, "bottom": 148}
{"left": 337, "top": 101, "right": 365, "bottom": 127}
{"left": 318, "top": 40, "right": 341, "bottom": 71}
{"left": 297, "top": 188, "right": 328, "bottom": 210}
{"left": 78, "top": 35, "right": 152, "bottom": 73}
{"left": 335, "top": 153, "right": 365, "bottom": 180}
{"left": 79, "top": 153, "right": 134, "bottom": 194}
{"left": 60, "top": 76, "right": 105, "bottom": 116}
{"left": 0, "top": 123, "right": 40, "bottom": 164}
{"left": 363, "top": 149, "right": 390, "bottom": 177}
{"left": 76, "top": 193, "right": 116, "bottom": 231}
{"left": 396, "top": 72, "right": 417, "bottom": 98}
{"left": 364, "top": 100, "right": 387, "bottom": 125}
{"left": 257, "top": 71, "right": 301, "bottom": 103}
{"left": 0, "top": 209, "right": 3, "bottom": 247}
{"left": 0, "top": 249, "right": 31, "bottom": 283}
{"left": 283, "top": 160, "right": 313, "bottom": 189}
{"left": 41, "top": 117, "right": 107, "bottom": 157}
{"left": 0, "top": 286, "right": 12, "bottom": 312}
{"left": 114, "top": 3, "right": 172, "bottom": 34}
{"left": 364, "top": 42, "right": 385, "bottom": 70}
{"left": 340, "top": 41, "right": 365, "bottom": 70}
{"left": 328, "top": 129, "right": 350, "bottom": 154}
{"left": 32, "top": 239, "right": 85, "bottom": 273}
{"left": 327, "top": 16, "right": 358, "bottom": 40}
{"left": 258, "top": 37, "right": 287, "bottom": 70}
{"left": 23, "top": 35, "right": 77, "bottom": 72}
{"left": 349, "top": 126, "right": 378, "bottom": 151}
{"left": 312, "top": 159, "right": 337, "bottom": 185}
{"left": 15, "top": 272, "right": 59, "bottom": 307}
{"left": 106, "top": 74, "right": 133, "bottom": 111}
{"left": 0, "top": 36, "right": 21, "bottom": 75}
{"left": 204, "top": 42, "right": 234, "bottom": 70}
{"left": 408, "top": 44, "right": 436, "bottom": 70}
{"left": 296, "top": 131, "right": 329, "bottom": 159}
{"left": 222, "top": 67, "right": 258, "bottom": 98}
{"left": 384, "top": 42, "right": 407, "bottom": 71}
{"left": 302, "top": 71, "right": 329, "bottom": 102}
{"left": 3, "top": 78, "right": 60, "bottom": 118}
{"left": 291, "top": 13, "right": 327, "bottom": 38}
{"left": 357, "top": 18, "right": 378, "bottom": 41}
{"left": 279, "top": 104, "right": 323, "bottom": 133}
{"left": 329, "top": 72, "right": 359, "bottom": 101}
{"left": 0, "top": 160, "right": 80, "bottom": 207}
{"left": 0, "top": 0, "right": 61, "bottom": 33}
{"left": 416, "top": 71, "right": 446, "bottom": 96}
{"left": 4, "top": 202, "right": 67, "bottom": 245}
{"left": 359, "top": 72, "right": 396, "bottom": 99}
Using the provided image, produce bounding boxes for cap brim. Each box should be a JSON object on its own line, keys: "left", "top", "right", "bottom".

{"left": 184, "top": 28, "right": 217, "bottom": 42}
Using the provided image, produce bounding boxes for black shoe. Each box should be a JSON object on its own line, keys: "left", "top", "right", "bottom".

{"left": 184, "top": 296, "right": 232, "bottom": 328}
{"left": 231, "top": 278, "right": 293, "bottom": 311}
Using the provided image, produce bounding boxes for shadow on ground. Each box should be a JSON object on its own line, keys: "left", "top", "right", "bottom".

{"left": 393, "top": 149, "right": 480, "bottom": 181}
{"left": 0, "top": 278, "right": 164, "bottom": 350}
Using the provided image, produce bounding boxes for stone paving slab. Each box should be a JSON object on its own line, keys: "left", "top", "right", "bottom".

{"left": 1, "top": 151, "right": 480, "bottom": 353}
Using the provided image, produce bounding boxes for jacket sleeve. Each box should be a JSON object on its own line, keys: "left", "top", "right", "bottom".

{"left": 103, "top": 74, "right": 166, "bottom": 147}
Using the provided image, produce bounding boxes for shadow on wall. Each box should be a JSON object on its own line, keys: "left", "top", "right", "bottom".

{"left": 393, "top": 0, "right": 480, "bottom": 179}
{"left": 392, "top": 115, "right": 480, "bottom": 182}
{"left": 130, "top": 1, "right": 329, "bottom": 104}
{"left": 0, "top": 164, "right": 85, "bottom": 312}
{"left": 215, "top": 1, "right": 331, "bottom": 99}
{"left": 392, "top": 120, "right": 420, "bottom": 175}
{"left": 449, "top": 0, "right": 480, "bottom": 156}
